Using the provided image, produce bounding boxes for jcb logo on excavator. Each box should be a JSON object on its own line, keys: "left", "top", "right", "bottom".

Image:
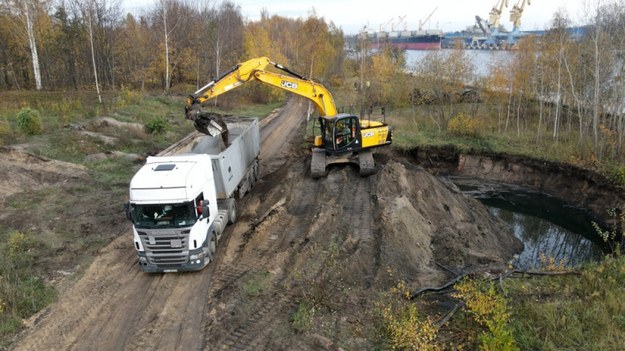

{"left": 281, "top": 81, "right": 298, "bottom": 89}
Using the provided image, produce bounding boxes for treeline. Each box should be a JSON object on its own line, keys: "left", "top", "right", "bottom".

{"left": 0, "top": 0, "right": 344, "bottom": 94}
{"left": 413, "top": 1, "right": 625, "bottom": 163}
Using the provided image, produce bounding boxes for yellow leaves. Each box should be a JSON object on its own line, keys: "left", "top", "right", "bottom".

{"left": 448, "top": 113, "right": 482, "bottom": 137}
{"left": 382, "top": 303, "right": 440, "bottom": 351}
{"left": 454, "top": 278, "right": 519, "bottom": 351}
{"left": 368, "top": 46, "right": 407, "bottom": 106}
{"left": 539, "top": 253, "right": 568, "bottom": 272}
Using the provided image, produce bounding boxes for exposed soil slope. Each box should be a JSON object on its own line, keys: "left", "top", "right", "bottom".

{"left": 10, "top": 97, "right": 520, "bottom": 350}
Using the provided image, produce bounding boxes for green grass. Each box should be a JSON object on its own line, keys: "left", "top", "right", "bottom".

{"left": 291, "top": 300, "right": 315, "bottom": 333}
{"left": 0, "top": 230, "right": 58, "bottom": 346}
{"left": 505, "top": 255, "right": 625, "bottom": 351}
{"left": 227, "top": 101, "right": 283, "bottom": 118}
{"left": 242, "top": 271, "right": 271, "bottom": 297}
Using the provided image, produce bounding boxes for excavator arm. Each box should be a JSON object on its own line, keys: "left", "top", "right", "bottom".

{"left": 185, "top": 56, "right": 338, "bottom": 137}
{"left": 251, "top": 71, "right": 338, "bottom": 116}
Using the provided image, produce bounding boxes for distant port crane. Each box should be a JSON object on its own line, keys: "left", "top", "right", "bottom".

{"left": 510, "top": 0, "right": 532, "bottom": 31}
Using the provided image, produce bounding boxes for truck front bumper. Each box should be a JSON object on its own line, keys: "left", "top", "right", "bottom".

{"left": 136, "top": 249, "right": 209, "bottom": 273}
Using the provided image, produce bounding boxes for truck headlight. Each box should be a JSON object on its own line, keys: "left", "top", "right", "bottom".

{"left": 190, "top": 247, "right": 209, "bottom": 260}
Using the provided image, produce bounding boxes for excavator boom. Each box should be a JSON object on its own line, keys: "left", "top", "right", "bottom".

{"left": 186, "top": 56, "right": 337, "bottom": 118}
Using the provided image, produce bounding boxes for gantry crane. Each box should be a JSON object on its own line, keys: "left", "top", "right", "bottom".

{"left": 489, "top": 0, "right": 509, "bottom": 28}
{"left": 510, "top": 0, "right": 532, "bottom": 31}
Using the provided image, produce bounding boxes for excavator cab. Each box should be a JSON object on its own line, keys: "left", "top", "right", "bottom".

{"left": 311, "top": 114, "right": 378, "bottom": 178}
{"left": 318, "top": 115, "right": 361, "bottom": 154}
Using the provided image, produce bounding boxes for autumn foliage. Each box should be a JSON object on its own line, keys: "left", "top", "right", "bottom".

{"left": 0, "top": 0, "right": 343, "bottom": 97}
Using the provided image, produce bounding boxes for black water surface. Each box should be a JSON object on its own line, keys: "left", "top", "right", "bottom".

{"left": 448, "top": 177, "right": 606, "bottom": 269}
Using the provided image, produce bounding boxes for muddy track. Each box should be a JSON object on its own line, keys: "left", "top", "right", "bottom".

{"left": 10, "top": 97, "right": 311, "bottom": 351}
{"left": 203, "top": 138, "right": 323, "bottom": 350}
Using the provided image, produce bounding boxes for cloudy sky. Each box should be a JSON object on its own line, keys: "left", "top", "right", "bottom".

{"left": 122, "top": 0, "right": 587, "bottom": 34}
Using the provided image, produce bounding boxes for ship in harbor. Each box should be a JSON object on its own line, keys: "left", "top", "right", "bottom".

{"left": 362, "top": 8, "right": 442, "bottom": 50}
{"left": 368, "top": 29, "right": 443, "bottom": 50}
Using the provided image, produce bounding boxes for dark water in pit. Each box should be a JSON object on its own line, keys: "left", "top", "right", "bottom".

{"left": 446, "top": 177, "right": 607, "bottom": 270}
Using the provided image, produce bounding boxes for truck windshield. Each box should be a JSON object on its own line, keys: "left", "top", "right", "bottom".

{"left": 132, "top": 203, "right": 197, "bottom": 229}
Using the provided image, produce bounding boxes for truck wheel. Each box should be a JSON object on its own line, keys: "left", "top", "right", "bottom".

{"left": 253, "top": 159, "right": 259, "bottom": 182}
{"left": 207, "top": 231, "right": 217, "bottom": 261}
{"left": 227, "top": 199, "right": 237, "bottom": 224}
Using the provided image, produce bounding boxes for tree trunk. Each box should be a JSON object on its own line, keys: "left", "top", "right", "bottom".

{"left": 592, "top": 30, "right": 601, "bottom": 158}
{"left": 163, "top": 2, "right": 170, "bottom": 92}
{"left": 87, "top": 2, "right": 102, "bottom": 104}
{"left": 553, "top": 49, "right": 563, "bottom": 141}
{"left": 24, "top": 1, "right": 42, "bottom": 90}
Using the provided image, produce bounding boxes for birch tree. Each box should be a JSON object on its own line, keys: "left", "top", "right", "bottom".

{"left": 23, "top": 0, "right": 42, "bottom": 90}
{"left": 161, "top": 0, "right": 170, "bottom": 92}
{"left": 83, "top": 0, "right": 102, "bottom": 103}
{"left": 2, "top": 0, "right": 44, "bottom": 90}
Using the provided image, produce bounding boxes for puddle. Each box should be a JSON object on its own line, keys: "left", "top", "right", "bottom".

{"left": 446, "top": 177, "right": 606, "bottom": 269}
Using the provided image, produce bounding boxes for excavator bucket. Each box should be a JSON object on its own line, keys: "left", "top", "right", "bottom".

{"left": 185, "top": 108, "right": 230, "bottom": 145}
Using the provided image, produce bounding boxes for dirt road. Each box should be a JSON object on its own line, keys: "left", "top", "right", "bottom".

{"left": 11, "top": 97, "right": 520, "bottom": 350}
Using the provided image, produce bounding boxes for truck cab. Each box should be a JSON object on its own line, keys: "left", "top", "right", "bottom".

{"left": 127, "top": 154, "right": 228, "bottom": 272}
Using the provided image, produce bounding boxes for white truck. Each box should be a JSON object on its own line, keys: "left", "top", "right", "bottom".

{"left": 125, "top": 117, "right": 260, "bottom": 273}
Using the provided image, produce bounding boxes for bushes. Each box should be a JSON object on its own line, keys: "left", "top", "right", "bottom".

{"left": 454, "top": 278, "right": 519, "bottom": 351}
{"left": 378, "top": 281, "right": 440, "bottom": 351}
{"left": 145, "top": 116, "right": 170, "bottom": 134}
{"left": 15, "top": 107, "right": 43, "bottom": 135}
{"left": 381, "top": 302, "right": 439, "bottom": 351}
{"left": 447, "top": 113, "right": 481, "bottom": 138}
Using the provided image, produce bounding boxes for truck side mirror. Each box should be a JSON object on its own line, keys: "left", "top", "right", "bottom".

{"left": 202, "top": 201, "right": 210, "bottom": 219}
{"left": 124, "top": 202, "right": 133, "bottom": 221}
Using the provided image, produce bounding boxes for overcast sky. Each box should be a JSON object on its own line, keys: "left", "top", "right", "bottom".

{"left": 122, "top": 0, "right": 587, "bottom": 34}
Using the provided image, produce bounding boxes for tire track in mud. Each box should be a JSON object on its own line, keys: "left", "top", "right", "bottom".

{"left": 217, "top": 294, "right": 298, "bottom": 351}
{"left": 123, "top": 270, "right": 213, "bottom": 351}
{"left": 203, "top": 162, "right": 322, "bottom": 350}
{"left": 344, "top": 178, "right": 373, "bottom": 242}
{"left": 13, "top": 237, "right": 151, "bottom": 351}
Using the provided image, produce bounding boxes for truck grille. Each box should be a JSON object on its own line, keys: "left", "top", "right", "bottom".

{"left": 137, "top": 229, "right": 190, "bottom": 266}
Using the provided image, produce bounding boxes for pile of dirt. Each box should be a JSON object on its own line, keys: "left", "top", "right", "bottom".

{"left": 374, "top": 158, "right": 522, "bottom": 277}
{"left": 0, "top": 146, "right": 87, "bottom": 202}
{"left": 199, "top": 151, "right": 521, "bottom": 350}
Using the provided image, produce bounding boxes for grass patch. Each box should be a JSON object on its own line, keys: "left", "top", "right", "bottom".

{"left": 291, "top": 300, "right": 315, "bottom": 333}
{"left": 387, "top": 104, "right": 625, "bottom": 185}
{"left": 242, "top": 271, "right": 271, "bottom": 297}
{"left": 506, "top": 255, "right": 625, "bottom": 351}
{"left": 227, "top": 101, "right": 283, "bottom": 118}
{"left": 0, "top": 230, "right": 58, "bottom": 345}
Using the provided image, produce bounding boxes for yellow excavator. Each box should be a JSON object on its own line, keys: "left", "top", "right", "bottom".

{"left": 185, "top": 57, "right": 393, "bottom": 178}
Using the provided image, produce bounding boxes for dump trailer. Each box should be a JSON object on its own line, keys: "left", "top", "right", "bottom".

{"left": 125, "top": 117, "right": 260, "bottom": 272}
